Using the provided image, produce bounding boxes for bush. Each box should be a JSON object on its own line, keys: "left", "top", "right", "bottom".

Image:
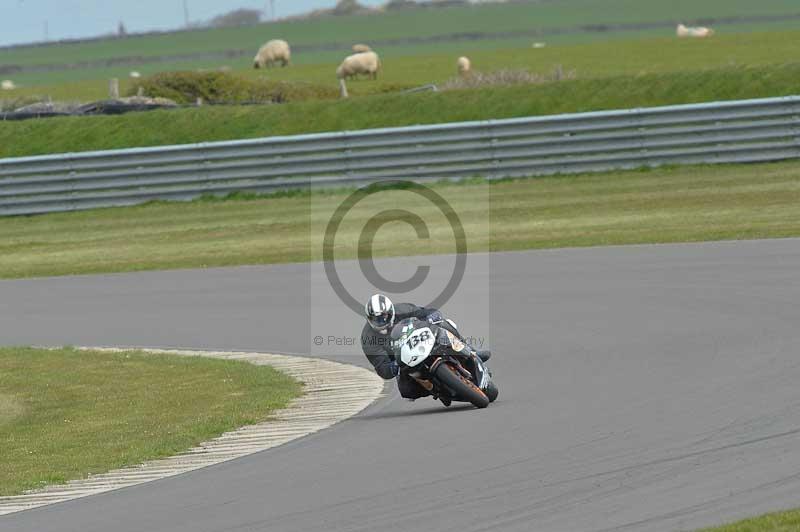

{"left": 209, "top": 8, "right": 261, "bottom": 28}
{"left": 128, "top": 71, "right": 340, "bottom": 105}
{"left": 385, "top": 0, "right": 417, "bottom": 9}
{"left": 333, "top": 0, "right": 368, "bottom": 15}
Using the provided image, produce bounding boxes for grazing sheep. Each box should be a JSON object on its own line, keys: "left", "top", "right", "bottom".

{"left": 129, "top": 71, "right": 141, "bottom": 78}
{"left": 336, "top": 51, "right": 381, "bottom": 80}
{"left": 253, "top": 39, "right": 291, "bottom": 69}
{"left": 352, "top": 44, "right": 372, "bottom": 54}
{"left": 457, "top": 56, "right": 471, "bottom": 77}
{"left": 1, "top": 80, "right": 16, "bottom": 90}
{"left": 676, "top": 24, "right": 714, "bottom": 38}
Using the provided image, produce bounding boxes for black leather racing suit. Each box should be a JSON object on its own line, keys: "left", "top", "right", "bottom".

{"left": 361, "top": 303, "right": 444, "bottom": 399}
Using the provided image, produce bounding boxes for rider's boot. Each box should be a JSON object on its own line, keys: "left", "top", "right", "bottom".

{"left": 475, "top": 350, "right": 492, "bottom": 362}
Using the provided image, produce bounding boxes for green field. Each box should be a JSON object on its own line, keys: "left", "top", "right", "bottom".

{"left": 0, "top": 347, "right": 301, "bottom": 496}
{"left": 1, "top": 160, "right": 799, "bottom": 279}
{"left": 4, "top": 20, "right": 800, "bottom": 101}
{"left": 2, "top": 0, "right": 800, "bottom": 89}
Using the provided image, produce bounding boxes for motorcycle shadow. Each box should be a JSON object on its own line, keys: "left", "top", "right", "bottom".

{"left": 361, "top": 402, "right": 475, "bottom": 420}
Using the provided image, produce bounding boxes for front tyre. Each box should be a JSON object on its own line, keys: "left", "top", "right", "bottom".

{"left": 483, "top": 381, "right": 499, "bottom": 403}
{"left": 435, "top": 362, "right": 490, "bottom": 409}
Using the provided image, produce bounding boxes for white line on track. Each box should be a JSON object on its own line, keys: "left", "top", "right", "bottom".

{"left": 0, "top": 348, "right": 385, "bottom": 517}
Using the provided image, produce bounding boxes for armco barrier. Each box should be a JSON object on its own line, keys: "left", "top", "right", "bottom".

{"left": 1, "top": 95, "right": 799, "bottom": 215}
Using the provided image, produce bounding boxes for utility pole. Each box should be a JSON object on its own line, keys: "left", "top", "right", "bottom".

{"left": 269, "top": 0, "right": 276, "bottom": 20}
{"left": 182, "top": 0, "right": 190, "bottom": 28}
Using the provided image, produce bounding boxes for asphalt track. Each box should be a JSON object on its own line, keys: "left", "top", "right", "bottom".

{"left": 2, "top": 238, "right": 800, "bottom": 532}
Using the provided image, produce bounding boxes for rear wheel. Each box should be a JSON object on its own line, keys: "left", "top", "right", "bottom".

{"left": 435, "top": 362, "right": 489, "bottom": 409}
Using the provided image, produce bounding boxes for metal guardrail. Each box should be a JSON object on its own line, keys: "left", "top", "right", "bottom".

{"left": 2, "top": 95, "right": 800, "bottom": 216}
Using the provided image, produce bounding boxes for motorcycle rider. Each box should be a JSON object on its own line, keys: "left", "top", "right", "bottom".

{"left": 361, "top": 294, "right": 491, "bottom": 402}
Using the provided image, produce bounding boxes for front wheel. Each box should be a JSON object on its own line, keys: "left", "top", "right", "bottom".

{"left": 435, "top": 362, "right": 489, "bottom": 409}
{"left": 483, "top": 381, "right": 499, "bottom": 403}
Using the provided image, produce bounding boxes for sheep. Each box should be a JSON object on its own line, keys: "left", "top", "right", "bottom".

{"left": 457, "top": 56, "right": 471, "bottom": 77}
{"left": 336, "top": 51, "right": 381, "bottom": 80}
{"left": 129, "top": 71, "right": 141, "bottom": 79}
{"left": 676, "top": 24, "right": 714, "bottom": 38}
{"left": 253, "top": 39, "right": 291, "bottom": 69}
{"left": 352, "top": 44, "right": 372, "bottom": 54}
{"left": 1, "top": 80, "right": 16, "bottom": 90}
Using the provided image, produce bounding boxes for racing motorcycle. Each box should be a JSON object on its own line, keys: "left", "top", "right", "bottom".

{"left": 390, "top": 317, "right": 498, "bottom": 408}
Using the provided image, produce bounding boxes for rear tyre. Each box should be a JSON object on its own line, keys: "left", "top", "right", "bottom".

{"left": 435, "top": 362, "right": 490, "bottom": 409}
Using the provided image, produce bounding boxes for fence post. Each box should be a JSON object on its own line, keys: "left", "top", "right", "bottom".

{"left": 108, "top": 78, "right": 119, "bottom": 99}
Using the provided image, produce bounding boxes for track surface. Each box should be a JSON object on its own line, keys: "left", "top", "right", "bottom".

{"left": 2, "top": 239, "right": 800, "bottom": 531}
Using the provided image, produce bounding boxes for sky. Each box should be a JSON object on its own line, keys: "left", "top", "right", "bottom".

{"left": 0, "top": 0, "right": 385, "bottom": 46}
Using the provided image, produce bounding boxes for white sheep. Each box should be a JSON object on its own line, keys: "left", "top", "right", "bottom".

{"left": 1, "top": 80, "right": 16, "bottom": 90}
{"left": 336, "top": 51, "right": 381, "bottom": 80}
{"left": 253, "top": 39, "right": 291, "bottom": 69}
{"left": 457, "top": 56, "right": 471, "bottom": 77}
{"left": 676, "top": 24, "right": 714, "bottom": 38}
{"left": 129, "top": 71, "right": 141, "bottom": 78}
{"left": 352, "top": 44, "right": 372, "bottom": 54}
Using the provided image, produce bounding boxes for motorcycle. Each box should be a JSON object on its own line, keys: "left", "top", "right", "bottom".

{"left": 390, "top": 317, "right": 498, "bottom": 408}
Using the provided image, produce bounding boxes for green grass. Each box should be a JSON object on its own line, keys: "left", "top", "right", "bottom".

{"left": 3, "top": 61, "right": 800, "bottom": 159}
{"left": 0, "top": 160, "right": 799, "bottom": 279}
{"left": 0, "top": 347, "right": 301, "bottom": 496}
{"left": 700, "top": 509, "right": 800, "bottom": 531}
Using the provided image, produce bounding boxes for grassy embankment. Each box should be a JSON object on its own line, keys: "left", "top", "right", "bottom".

{"left": 2, "top": 60, "right": 800, "bottom": 158}
{"left": 0, "top": 160, "right": 799, "bottom": 279}
{"left": 0, "top": 347, "right": 301, "bottom": 496}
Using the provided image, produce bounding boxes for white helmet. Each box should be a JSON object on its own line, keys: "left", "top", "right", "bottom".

{"left": 365, "top": 294, "right": 395, "bottom": 333}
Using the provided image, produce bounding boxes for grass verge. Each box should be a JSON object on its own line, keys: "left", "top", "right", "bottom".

{"left": 0, "top": 160, "right": 799, "bottom": 279}
{"left": 700, "top": 509, "right": 800, "bottom": 531}
{"left": 0, "top": 347, "right": 302, "bottom": 496}
{"left": 3, "top": 62, "right": 800, "bottom": 158}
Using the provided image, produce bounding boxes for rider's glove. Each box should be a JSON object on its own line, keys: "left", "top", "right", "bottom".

{"left": 426, "top": 311, "right": 444, "bottom": 325}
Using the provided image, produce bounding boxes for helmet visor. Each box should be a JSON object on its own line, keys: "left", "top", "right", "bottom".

{"left": 369, "top": 309, "right": 394, "bottom": 331}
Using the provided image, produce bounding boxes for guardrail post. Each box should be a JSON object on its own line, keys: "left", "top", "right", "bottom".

{"left": 66, "top": 152, "right": 78, "bottom": 213}
{"left": 200, "top": 142, "right": 213, "bottom": 199}
{"left": 486, "top": 119, "right": 500, "bottom": 179}
{"left": 792, "top": 99, "right": 800, "bottom": 158}
{"left": 342, "top": 131, "right": 353, "bottom": 182}
{"left": 633, "top": 108, "right": 649, "bottom": 168}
